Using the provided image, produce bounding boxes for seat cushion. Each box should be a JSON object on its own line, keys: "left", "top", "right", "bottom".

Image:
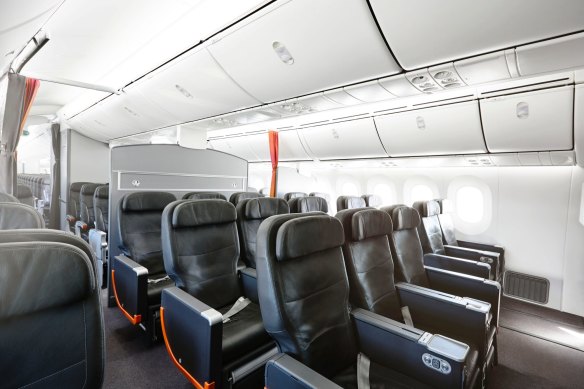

{"left": 146, "top": 274, "right": 174, "bottom": 305}
{"left": 220, "top": 302, "right": 272, "bottom": 364}
{"left": 332, "top": 361, "right": 435, "bottom": 389}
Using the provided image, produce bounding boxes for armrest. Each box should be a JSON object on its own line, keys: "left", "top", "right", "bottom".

{"left": 352, "top": 308, "right": 469, "bottom": 389}
{"left": 111, "top": 255, "right": 148, "bottom": 325}
{"left": 74, "top": 221, "right": 89, "bottom": 238}
{"left": 425, "top": 266, "right": 501, "bottom": 327}
{"left": 424, "top": 253, "right": 491, "bottom": 279}
{"left": 66, "top": 214, "right": 76, "bottom": 228}
{"left": 265, "top": 354, "right": 341, "bottom": 389}
{"left": 239, "top": 267, "right": 259, "bottom": 304}
{"left": 457, "top": 240, "right": 505, "bottom": 256}
{"left": 396, "top": 282, "right": 491, "bottom": 361}
{"left": 444, "top": 245, "right": 500, "bottom": 280}
{"left": 160, "top": 287, "right": 223, "bottom": 389}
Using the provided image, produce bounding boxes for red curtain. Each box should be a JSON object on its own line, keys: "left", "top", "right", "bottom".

{"left": 19, "top": 78, "right": 40, "bottom": 133}
{"left": 268, "top": 130, "right": 279, "bottom": 197}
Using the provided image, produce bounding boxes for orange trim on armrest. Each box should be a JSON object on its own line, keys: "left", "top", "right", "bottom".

{"left": 160, "top": 307, "right": 215, "bottom": 389}
{"left": 111, "top": 269, "right": 142, "bottom": 325}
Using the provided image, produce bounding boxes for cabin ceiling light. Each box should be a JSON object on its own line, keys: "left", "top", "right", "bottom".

{"left": 272, "top": 41, "right": 294, "bottom": 65}
{"left": 175, "top": 84, "right": 193, "bottom": 99}
{"left": 416, "top": 116, "right": 426, "bottom": 130}
{"left": 516, "top": 102, "right": 529, "bottom": 119}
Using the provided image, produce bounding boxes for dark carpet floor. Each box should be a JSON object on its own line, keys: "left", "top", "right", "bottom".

{"left": 102, "top": 292, "right": 584, "bottom": 388}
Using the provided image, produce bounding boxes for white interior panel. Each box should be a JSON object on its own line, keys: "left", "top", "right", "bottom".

{"left": 344, "top": 80, "right": 395, "bottom": 103}
{"left": 378, "top": 74, "right": 420, "bottom": 97}
{"left": 516, "top": 32, "right": 584, "bottom": 76}
{"left": 375, "top": 101, "right": 487, "bottom": 157}
{"left": 480, "top": 86, "right": 574, "bottom": 152}
{"left": 208, "top": 137, "right": 258, "bottom": 161}
{"left": 299, "top": 118, "right": 388, "bottom": 160}
{"left": 208, "top": 0, "right": 400, "bottom": 103}
{"left": 576, "top": 85, "right": 584, "bottom": 167}
{"left": 278, "top": 130, "right": 311, "bottom": 161}
{"left": 369, "top": 0, "right": 584, "bottom": 69}
{"left": 454, "top": 51, "right": 512, "bottom": 85}
{"left": 246, "top": 133, "right": 271, "bottom": 161}
{"left": 136, "top": 48, "right": 260, "bottom": 123}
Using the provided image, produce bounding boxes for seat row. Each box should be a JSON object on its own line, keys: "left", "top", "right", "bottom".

{"left": 109, "top": 190, "right": 501, "bottom": 388}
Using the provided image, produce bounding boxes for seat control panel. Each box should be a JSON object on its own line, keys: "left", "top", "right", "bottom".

{"left": 422, "top": 353, "right": 451, "bottom": 374}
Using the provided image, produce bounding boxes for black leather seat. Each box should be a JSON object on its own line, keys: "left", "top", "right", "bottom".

{"left": 0, "top": 202, "right": 44, "bottom": 229}
{"left": 228, "top": 191, "right": 261, "bottom": 207}
{"left": 66, "top": 182, "right": 91, "bottom": 232}
{"left": 436, "top": 199, "right": 506, "bottom": 282}
{"left": 361, "top": 194, "right": 382, "bottom": 208}
{"left": 182, "top": 191, "right": 227, "bottom": 200}
{"left": 337, "top": 207, "right": 488, "bottom": 386}
{"left": 236, "top": 197, "right": 289, "bottom": 268}
{"left": 383, "top": 204, "right": 500, "bottom": 372}
{"left": 413, "top": 200, "right": 500, "bottom": 281}
{"left": 94, "top": 185, "right": 109, "bottom": 233}
{"left": 283, "top": 191, "right": 307, "bottom": 202}
{"left": 337, "top": 195, "right": 366, "bottom": 211}
{"left": 112, "top": 191, "right": 176, "bottom": 341}
{"left": 309, "top": 191, "right": 330, "bottom": 202}
{"left": 0, "top": 231, "right": 104, "bottom": 388}
{"left": 0, "top": 192, "right": 19, "bottom": 202}
{"left": 257, "top": 213, "right": 476, "bottom": 389}
{"left": 288, "top": 195, "right": 328, "bottom": 213}
{"left": 15, "top": 184, "right": 34, "bottom": 206}
{"left": 160, "top": 199, "right": 274, "bottom": 388}
{"left": 76, "top": 183, "right": 102, "bottom": 240}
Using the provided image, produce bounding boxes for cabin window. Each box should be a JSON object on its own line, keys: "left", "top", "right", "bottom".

{"left": 410, "top": 184, "right": 434, "bottom": 203}
{"left": 341, "top": 181, "right": 360, "bottom": 196}
{"left": 373, "top": 183, "right": 395, "bottom": 205}
{"left": 456, "top": 186, "right": 484, "bottom": 223}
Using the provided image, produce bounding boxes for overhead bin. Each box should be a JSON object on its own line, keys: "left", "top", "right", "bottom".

{"left": 516, "top": 32, "right": 584, "bottom": 76}
{"left": 368, "top": 0, "right": 584, "bottom": 69}
{"left": 208, "top": 136, "right": 259, "bottom": 162}
{"left": 454, "top": 51, "right": 513, "bottom": 85}
{"left": 277, "top": 130, "right": 311, "bottom": 161}
{"left": 298, "top": 118, "right": 387, "bottom": 160}
{"left": 480, "top": 86, "right": 574, "bottom": 152}
{"left": 374, "top": 101, "right": 487, "bottom": 157}
{"left": 207, "top": 0, "right": 400, "bottom": 103}
{"left": 135, "top": 48, "right": 260, "bottom": 124}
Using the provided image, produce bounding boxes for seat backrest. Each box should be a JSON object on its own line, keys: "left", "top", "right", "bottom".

{"left": 382, "top": 205, "right": 430, "bottom": 288}
{"left": 69, "top": 182, "right": 91, "bottom": 218}
{"left": 256, "top": 213, "right": 357, "bottom": 378}
{"left": 283, "top": 192, "right": 307, "bottom": 202}
{"left": 162, "top": 200, "right": 240, "bottom": 309}
{"left": 15, "top": 185, "right": 34, "bottom": 206}
{"left": 182, "top": 191, "right": 227, "bottom": 201}
{"left": 80, "top": 183, "right": 102, "bottom": 226}
{"left": 118, "top": 191, "right": 176, "bottom": 274}
{"left": 309, "top": 192, "right": 330, "bottom": 202}
{"left": 236, "top": 197, "right": 289, "bottom": 268}
{"left": 336, "top": 208, "right": 403, "bottom": 322}
{"left": 336, "top": 195, "right": 366, "bottom": 211}
{"left": 413, "top": 200, "right": 446, "bottom": 255}
{"left": 0, "top": 233, "right": 104, "bottom": 389}
{"left": 435, "top": 199, "right": 458, "bottom": 246}
{"left": 288, "top": 196, "right": 328, "bottom": 213}
{"left": 0, "top": 192, "right": 19, "bottom": 203}
{"left": 228, "top": 191, "right": 261, "bottom": 206}
{"left": 94, "top": 185, "right": 109, "bottom": 233}
{"left": 0, "top": 203, "right": 44, "bottom": 229}
{"left": 361, "top": 194, "right": 382, "bottom": 208}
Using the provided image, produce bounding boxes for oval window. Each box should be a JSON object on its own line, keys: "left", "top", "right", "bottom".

{"left": 411, "top": 184, "right": 434, "bottom": 203}
{"left": 341, "top": 182, "right": 359, "bottom": 196}
{"left": 456, "top": 186, "right": 484, "bottom": 223}
{"left": 373, "top": 183, "right": 394, "bottom": 205}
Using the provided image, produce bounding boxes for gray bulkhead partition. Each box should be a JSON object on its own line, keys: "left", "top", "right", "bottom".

{"left": 107, "top": 144, "right": 248, "bottom": 307}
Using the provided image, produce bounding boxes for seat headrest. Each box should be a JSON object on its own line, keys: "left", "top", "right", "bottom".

{"left": 171, "top": 199, "right": 236, "bottom": 228}
{"left": 0, "top": 203, "right": 45, "bottom": 229}
{"left": 284, "top": 192, "right": 307, "bottom": 201}
{"left": 229, "top": 191, "right": 260, "bottom": 205}
{"left": 182, "top": 191, "right": 226, "bottom": 201}
{"left": 384, "top": 205, "right": 421, "bottom": 231}
{"left": 244, "top": 197, "right": 289, "bottom": 219}
{"left": 94, "top": 185, "right": 109, "bottom": 199}
{"left": 337, "top": 196, "right": 367, "bottom": 210}
{"left": 121, "top": 191, "right": 176, "bottom": 212}
{"left": 16, "top": 185, "right": 32, "bottom": 198}
{"left": 0, "top": 241, "right": 94, "bottom": 320}
{"left": 298, "top": 196, "right": 328, "bottom": 213}
{"left": 276, "top": 215, "right": 344, "bottom": 261}
{"left": 361, "top": 194, "right": 382, "bottom": 208}
{"left": 0, "top": 192, "right": 19, "bottom": 203}
{"left": 413, "top": 200, "right": 441, "bottom": 217}
{"left": 352, "top": 209, "right": 393, "bottom": 241}
{"left": 70, "top": 182, "right": 90, "bottom": 193}
{"left": 81, "top": 183, "right": 101, "bottom": 196}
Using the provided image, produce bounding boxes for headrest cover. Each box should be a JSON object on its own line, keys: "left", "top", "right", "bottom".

{"left": 171, "top": 199, "right": 236, "bottom": 228}
{"left": 244, "top": 197, "right": 289, "bottom": 219}
{"left": 414, "top": 200, "right": 441, "bottom": 217}
{"left": 121, "top": 191, "right": 176, "bottom": 212}
{"left": 276, "top": 215, "right": 344, "bottom": 261}
{"left": 390, "top": 206, "right": 421, "bottom": 231}
{"left": 0, "top": 203, "right": 44, "bottom": 229}
{"left": 352, "top": 209, "right": 393, "bottom": 241}
{"left": 362, "top": 194, "right": 382, "bottom": 208}
{"left": 95, "top": 185, "right": 109, "bottom": 199}
{"left": 284, "top": 192, "right": 307, "bottom": 201}
{"left": 337, "top": 196, "right": 367, "bottom": 211}
{"left": 0, "top": 242, "right": 93, "bottom": 319}
{"left": 298, "top": 196, "right": 328, "bottom": 213}
{"left": 183, "top": 192, "right": 226, "bottom": 201}
{"left": 0, "top": 192, "right": 19, "bottom": 203}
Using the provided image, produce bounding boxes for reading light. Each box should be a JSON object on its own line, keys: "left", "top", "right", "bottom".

{"left": 516, "top": 102, "right": 529, "bottom": 119}
{"left": 416, "top": 116, "right": 426, "bottom": 130}
{"left": 272, "top": 41, "right": 294, "bottom": 65}
{"left": 175, "top": 84, "right": 193, "bottom": 99}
